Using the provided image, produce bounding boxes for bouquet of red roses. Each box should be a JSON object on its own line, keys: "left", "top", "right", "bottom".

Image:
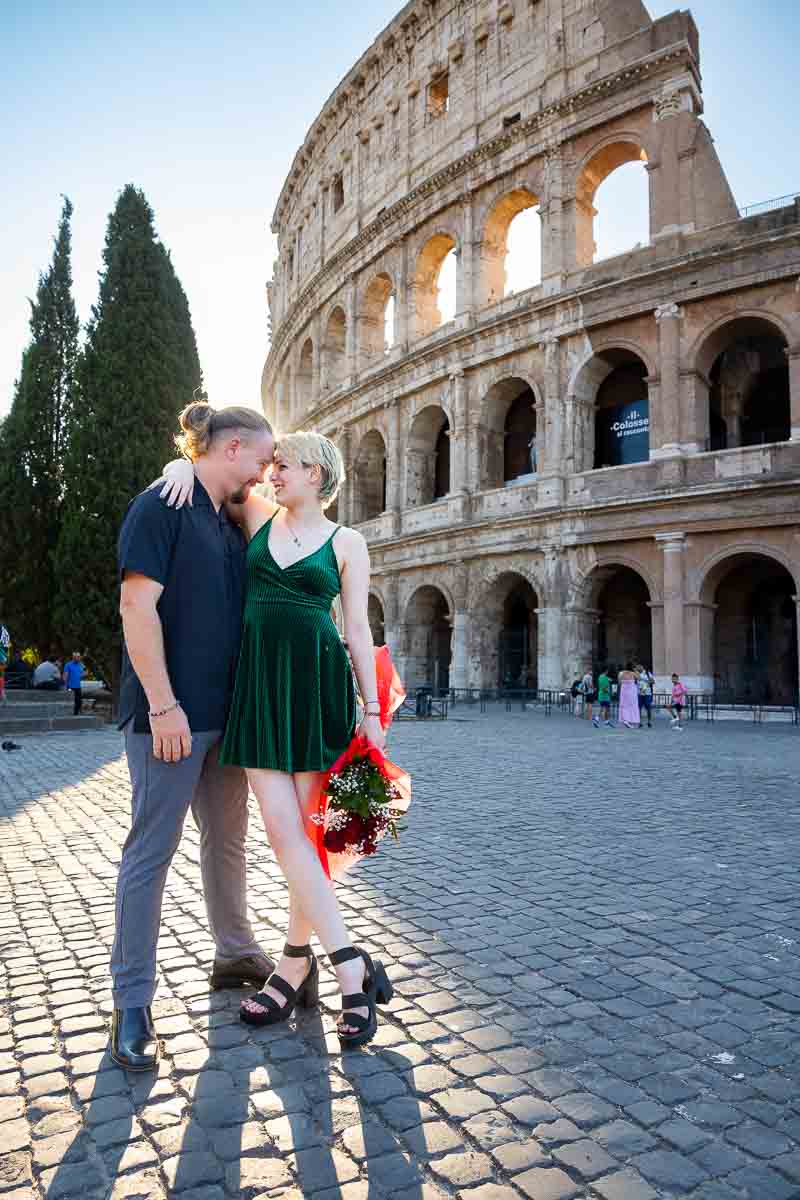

{"left": 310, "top": 647, "right": 411, "bottom": 880}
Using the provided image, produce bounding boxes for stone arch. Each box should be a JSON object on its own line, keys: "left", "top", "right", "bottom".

{"left": 360, "top": 271, "right": 396, "bottom": 364}
{"left": 295, "top": 336, "right": 314, "bottom": 417}
{"left": 479, "top": 187, "right": 542, "bottom": 306}
{"left": 575, "top": 137, "right": 650, "bottom": 267}
{"left": 406, "top": 404, "right": 450, "bottom": 506}
{"left": 368, "top": 592, "right": 386, "bottom": 646}
{"left": 696, "top": 548, "right": 798, "bottom": 703}
{"left": 413, "top": 232, "right": 459, "bottom": 337}
{"left": 572, "top": 560, "right": 655, "bottom": 679}
{"left": 692, "top": 313, "right": 791, "bottom": 450}
{"left": 323, "top": 304, "right": 348, "bottom": 391}
{"left": 479, "top": 376, "right": 542, "bottom": 489}
{"left": 568, "top": 346, "right": 652, "bottom": 472}
{"left": 469, "top": 571, "right": 540, "bottom": 690}
{"left": 402, "top": 584, "right": 452, "bottom": 691}
{"left": 352, "top": 428, "right": 387, "bottom": 523}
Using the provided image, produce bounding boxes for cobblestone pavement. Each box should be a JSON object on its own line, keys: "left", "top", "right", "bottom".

{"left": 2, "top": 711, "right": 800, "bottom": 1200}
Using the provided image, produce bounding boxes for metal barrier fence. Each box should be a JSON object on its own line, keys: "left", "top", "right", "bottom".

{"left": 443, "top": 688, "right": 799, "bottom": 725}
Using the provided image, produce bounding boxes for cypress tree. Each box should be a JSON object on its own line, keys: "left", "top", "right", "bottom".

{"left": 55, "top": 185, "right": 202, "bottom": 690}
{"left": 0, "top": 197, "right": 78, "bottom": 652}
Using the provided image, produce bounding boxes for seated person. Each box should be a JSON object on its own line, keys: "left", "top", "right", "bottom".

{"left": 33, "top": 657, "right": 62, "bottom": 690}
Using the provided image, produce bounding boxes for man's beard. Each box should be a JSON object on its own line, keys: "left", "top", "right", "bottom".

{"left": 229, "top": 485, "right": 250, "bottom": 505}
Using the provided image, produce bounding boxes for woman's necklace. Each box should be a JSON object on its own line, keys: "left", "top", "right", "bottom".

{"left": 284, "top": 514, "right": 302, "bottom": 547}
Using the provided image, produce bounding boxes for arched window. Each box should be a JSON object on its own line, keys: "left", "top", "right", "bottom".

{"left": 594, "top": 354, "right": 649, "bottom": 469}
{"left": 323, "top": 306, "right": 347, "bottom": 391}
{"left": 352, "top": 430, "right": 387, "bottom": 523}
{"left": 701, "top": 318, "right": 790, "bottom": 451}
{"left": 576, "top": 142, "right": 649, "bottom": 266}
{"left": 296, "top": 338, "right": 314, "bottom": 415}
{"left": 407, "top": 406, "right": 450, "bottom": 505}
{"left": 360, "top": 274, "right": 395, "bottom": 366}
{"left": 415, "top": 235, "right": 458, "bottom": 337}
{"left": 482, "top": 189, "right": 541, "bottom": 305}
{"left": 480, "top": 378, "right": 538, "bottom": 489}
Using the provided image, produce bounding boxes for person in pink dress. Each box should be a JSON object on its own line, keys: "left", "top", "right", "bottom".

{"left": 617, "top": 661, "right": 640, "bottom": 728}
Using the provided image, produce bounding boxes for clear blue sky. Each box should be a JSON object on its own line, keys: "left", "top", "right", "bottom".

{"left": 1, "top": 0, "right": 797, "bottom": 418}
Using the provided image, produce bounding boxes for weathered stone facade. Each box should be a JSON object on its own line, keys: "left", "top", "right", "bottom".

{"left": 262, "top": 0, "right": 800, "bottom": 701}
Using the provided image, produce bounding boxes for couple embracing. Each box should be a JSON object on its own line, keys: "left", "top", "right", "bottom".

{"left": 111, "top": 401, "right": 392, "bottom": 1071}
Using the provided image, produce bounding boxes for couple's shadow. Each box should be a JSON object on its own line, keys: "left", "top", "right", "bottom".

{"left": 50, "top": 988, "right": 426, "bottom": 1199}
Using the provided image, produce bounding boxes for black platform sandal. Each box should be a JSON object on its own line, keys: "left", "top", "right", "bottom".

{"left": 239, "top": 943, "right": 319, "bottom": 1027}
{"left": 330, "top": 945, "right": 394, "bottom": 1049}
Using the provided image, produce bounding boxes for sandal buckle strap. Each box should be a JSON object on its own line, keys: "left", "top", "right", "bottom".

{"left": 329, "top": 946, "right": 361, "bottom": 966}
{"left": 341, "top": 991, "right": 368, "bottom": 1008}
{"left": 283, "top": 943, "right": 312, "bottom": 958}
{"left": 268, "top": 974, "right": 297, "bottom": 1002}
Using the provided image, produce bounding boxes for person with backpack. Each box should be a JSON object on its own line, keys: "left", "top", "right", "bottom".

{"left": 580, "top": 669, "right": 596, "bottom": 723}
{"left": 636, "top": 664, "right": 655, "bottom": 728}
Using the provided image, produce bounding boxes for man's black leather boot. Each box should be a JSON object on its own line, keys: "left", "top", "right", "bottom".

{"left": 110, "top": 1006, "right": 161, "bottom": 1071}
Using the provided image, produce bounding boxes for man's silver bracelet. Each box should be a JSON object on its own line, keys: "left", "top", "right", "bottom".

{"left": 149, "top": 699, "right": 181, "bottom": 719}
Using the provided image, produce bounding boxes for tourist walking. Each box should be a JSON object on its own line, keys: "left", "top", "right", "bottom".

{"left": 637, "top": 664, "right": 655, "bottom": 728}
{"left": 63, "top": 652, "right": 86, "bottom": 715}
{"left": 580, "top": 669, "right": 596, "bottom": 722}
{"left": 110, "top": 404, "right": 276, "bottom": 1072}
{"left": 670, "top": 673, "right": 688, "bottom": 730}
{"left": 617, "top": 661, "right": 640, "bottom": 728}
{"left": 157, "top": 418, "right": 394, "bottom": 1049}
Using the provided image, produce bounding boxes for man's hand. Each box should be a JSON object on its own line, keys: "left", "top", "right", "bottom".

{"left": 150, "top": 705, "right": 193, "bottom": 763}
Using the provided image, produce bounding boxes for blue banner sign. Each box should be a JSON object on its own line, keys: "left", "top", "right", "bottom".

{"left": 596, "top": 400, "right": 649, "bottom": 467}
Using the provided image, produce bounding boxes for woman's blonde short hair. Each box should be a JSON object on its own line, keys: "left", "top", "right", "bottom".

{"left": 276, "top": 431, "right": 345, "bottom": 510}
{"left": 175, "top": 401, "right": 273, "bottom": 461}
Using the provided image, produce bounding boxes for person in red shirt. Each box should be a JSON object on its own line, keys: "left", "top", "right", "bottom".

{"left": 670, "top": 673, "right": 688, "bottom": 730}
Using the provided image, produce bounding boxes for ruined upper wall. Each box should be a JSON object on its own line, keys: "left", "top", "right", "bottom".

{"left": 269, "top": 0, "right": 702, "bottom": 325}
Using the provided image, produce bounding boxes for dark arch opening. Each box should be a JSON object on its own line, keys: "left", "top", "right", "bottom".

{"left": 594, "top": 566, "right": 653, "bottom": 674}
{"left": 713, "top": 557, "right": 797, "bottom": 703}
{"left": 594, "top": 352, "right": 649, "bottom": 469}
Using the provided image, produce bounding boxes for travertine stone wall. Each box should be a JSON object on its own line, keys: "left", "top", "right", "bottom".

{"left": 262, "top": 0, "right": 800, "bottom": 699}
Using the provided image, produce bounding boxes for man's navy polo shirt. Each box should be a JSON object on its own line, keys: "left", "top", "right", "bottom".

{"left": 117, "top": 478, "right": 246, "bottom": 733}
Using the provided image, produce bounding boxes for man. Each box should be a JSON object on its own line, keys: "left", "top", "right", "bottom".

{"left": 580, "top": 668, "right": 596, "bottom": 723}
{"left": 636, "top": 663, "right": 655, "bottom": 729}
{"left": 0, "top": 622, "right": 9, "bottom": 703}
{"left": 111, "top": 404, "right": 275, "bottom": 1071}
{"left": 594, "top": 666, "right": 614, "bottom": 728}
{"left": 33, "top": 656, "right": 62, "bottom": 690}
{"left": 63, "top": 651, "right": 86, "bottom": 715}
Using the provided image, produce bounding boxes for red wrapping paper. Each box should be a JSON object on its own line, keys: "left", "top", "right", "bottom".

{"left": 311, "top": 646, "right": 411, "bottom": 880}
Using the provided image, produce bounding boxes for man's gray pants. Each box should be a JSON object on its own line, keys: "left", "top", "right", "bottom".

{"left": 111, "top": 729, "right": 262, "bottom": 1009}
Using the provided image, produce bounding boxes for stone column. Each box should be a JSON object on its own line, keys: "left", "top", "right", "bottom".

{"left": 649, "top": 601, "right": 666, "bottom": 683}
{"left": 656, "top": 532, "right": 687, "bottom": 686}
{"left": 383, "top": 574, "right": 400, "bottom": 660}
{"left": 540, "top": 142, "right": 566, "bottom": 291}
{"left": 789, "top": 351, "right": 800, "bottom": 443}
{"left": 538, "top": 335, "right": 564, "bottom": 505}
{"left": 448, "top": 370, "right": 469, "bottom": 497}
{"left": 450, "top": 565, "right": 470, "bottom": 690}
{"left": 457, "top": 193, "right": 476, "bottom": 320}
{"left": 535, "top": 608, "right": 564, "bottom": 690}
{"left": 653, "top": 303, "right": 683, "bottom": 458}
{"left": 346, "top": 280, "right": 358, "bottom": 382}
{"left": 649, "top": 88, "right": 699, "bottom": 240}
{"left": 684, "top": 601, "right": 716, "bottom": 694}
{"left": 385, "top": 399, "right": 403, "bottom": 535}
{"left": 338, "top": 425, "right": 354, "bottom": 527}
{"left": 397, "top": 240, "right": 411, "bottom": 352}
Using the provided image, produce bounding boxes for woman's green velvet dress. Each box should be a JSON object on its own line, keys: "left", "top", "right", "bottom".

{"left": 219, "top": 516, "right": 356, "bottom": 772}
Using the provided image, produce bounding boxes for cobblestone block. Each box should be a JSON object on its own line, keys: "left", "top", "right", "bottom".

{"left": 554, "top": 1091, "right": 619, "bottom": 1128}
{"left": 430, "top": 1087, "right": 494, "bottom": 1119}
{"left": 553, "top": 1136, "right": 618, "bottom": 1180}
{"left": 633, "top": 1148, "right": 709, "bottom": 1192}
{"left": 513, "top": 1165, "right": 579, "bottom": 1199}
{"left": 502, "top": 1095, "right": 559, "bottom": 1126}
{"left": 591, "top": 1168, "right": 659, "bottom": 1199}
{"left": 292, "top": 1147, "right": 359, "bottom": 1191}
{"left": 491, "top": 1139, "right": 550, "bottom": 1173}
{"left": 428, "top": 1149, "right": 494, "bottom": 1187}
{"left": 162, "top": 1153, "right": 225, "bottom": 1192}
{"left": 38, "top": 1158, "right": 107, "bottom": 1198}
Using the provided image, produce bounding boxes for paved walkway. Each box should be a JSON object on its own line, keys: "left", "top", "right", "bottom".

{"left": 1, "top": 712, "right": 800, "bottom": 1200}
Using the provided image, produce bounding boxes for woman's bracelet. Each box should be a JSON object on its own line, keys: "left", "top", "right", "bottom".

{"left": 149, "top": 699, "right": 182, "bottom": 719}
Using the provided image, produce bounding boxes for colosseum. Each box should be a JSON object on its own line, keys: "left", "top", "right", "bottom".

{"left": 262, "top": 0, "right": 800, "bottom": 704}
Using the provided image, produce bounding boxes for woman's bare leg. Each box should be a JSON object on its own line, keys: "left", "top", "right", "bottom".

{"left": 244, "top": 768, "right": 367, "bottom": 1032}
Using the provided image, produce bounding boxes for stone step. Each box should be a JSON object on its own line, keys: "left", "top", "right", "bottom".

{"left": 4, "top": 689, "right": 74, "bottom": 705}
{"left": 2, "top": 702, "right": 80, "bottom": 719}
{"left": 0, "top": 715, "right": 103, "bottom": 736}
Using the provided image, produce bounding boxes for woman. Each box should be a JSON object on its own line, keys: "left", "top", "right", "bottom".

{"left": 159, "top": 406, "right": 392, "bottom": 1048}
{"left": 617, "top": 661, "right": 640, "bottom": 729}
